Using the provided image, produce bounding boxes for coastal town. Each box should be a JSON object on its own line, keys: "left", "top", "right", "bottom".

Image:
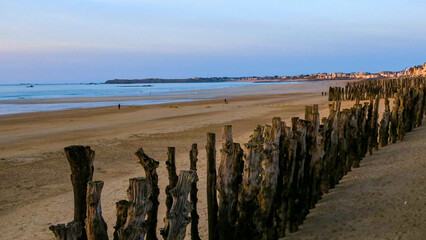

{"left": 245, "top": 62, "right": 426, "bottom": 81}
{"left": 106, "top": 62, "right": 426, "bottom": 84}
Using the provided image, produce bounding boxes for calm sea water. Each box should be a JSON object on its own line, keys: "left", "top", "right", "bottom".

{"left": 0, "top": 82, "right": 301, "bottom": 115}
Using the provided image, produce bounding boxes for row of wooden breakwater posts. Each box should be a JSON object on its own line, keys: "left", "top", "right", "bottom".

{"left": 50, "top": 77, "right": 425, "bottom": 240}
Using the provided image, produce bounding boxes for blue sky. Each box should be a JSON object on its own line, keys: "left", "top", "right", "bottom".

{"left": 1, "top": 0, "right": 425, "bottom": 83}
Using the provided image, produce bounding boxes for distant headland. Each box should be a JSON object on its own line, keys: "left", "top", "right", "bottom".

{"left": 105, "top": 77, "right": 238, "bottom": 84}
{"left": 105, "top": 62, "right": 426, "bottom": 84}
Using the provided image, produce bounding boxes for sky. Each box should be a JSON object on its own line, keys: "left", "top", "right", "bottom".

{"left": 0, "top": 0, "right": 425, "bottom": 83}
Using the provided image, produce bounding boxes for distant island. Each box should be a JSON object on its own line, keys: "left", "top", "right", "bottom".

{"left": 105, "top": 62, "right": 426, "bottom": 84}
{"left": 105, "top": 77, "right": 240, "bottom": 84}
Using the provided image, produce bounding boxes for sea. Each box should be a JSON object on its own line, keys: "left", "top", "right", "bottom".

{"left": 0, "top": 81, "right": 302, "bottom": 115}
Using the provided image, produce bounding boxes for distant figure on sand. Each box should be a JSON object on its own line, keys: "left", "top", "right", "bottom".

{"left": 224, "top": 98, "right": 228, "bottom": 104}
{"left": 118, "top": 104, "right": 121, "bottom": 110}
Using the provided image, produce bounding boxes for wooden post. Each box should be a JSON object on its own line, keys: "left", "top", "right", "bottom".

{"left": 115, "top": 177, "right": 153, "bottom": 240}
{"left": 352, "top": 103, "right": 364, "bottom": 168}
{"left": 416, "top": 85, "right": 424, "bottom": 126}
{"left": 275, "top": 123, "right": 290, "bottom": 238}
{"left": 189, "top": 144, "right": 200, "bottom": 240}
{"left": 405, "top": 88, "right": 415, "bottom": 132}
{"left": 326, "top": 102, "right": 340, "bottom": 189}
{"left": 85, "top": 181, "right": 108, "bottom": 240}
{"left": 337, "top": 110, "right": 349, "bottom": 179}
{"left": 360, "top": 102, "right": 369, "bottom": 157}
{"left": 307, "top": 105, "right": 324, "bottom": 208}
{"left": 366, "top": 99, "right": 374, "bottom": 155}
{"left": 217, "top": 125, "right": 244, "bottom": 240}
{"left": 371, "top": 96, "right": 380, "bottom": 151}
{"left": 113, "top": 200, "right": 130, "bottom": 240}
{"left": 255, "top": 117, "right": 281, "bottom": 239}
{"left": 398, "top": 96, "right": 406, "bottom": 141}
{"left": 294, "top": 120, "right": 309, "bottom": 227}
{"left": 135, "top": 148, "right": 160, "bottom": 240}
{"left": 64, "top": 145, "right": 95, "bottom": 240}
{"left": 160, "top": 147, "right": 178, "bottom": 239}
{"left": 390, "top": 97, "right": 400, "bottom": 143}
{"left": 206, "top": 133, "right": 218, "bottom": 240}
{"left": 287, "top": 138, "right": 299, "bottom": 233}
{"left": 167, "top": 170, "right": 199, "bottom": 240}
{"left": 379, "top": 111, "right": 390, "bottom": 147}
{"left": 379, "top": 99, "right": 391, "bottom": 147}
{"left": 50, "top": 222, "right": 83, "bottom": 240}
{"left": 236, "top": 125, "right": 264, "bottom": 239}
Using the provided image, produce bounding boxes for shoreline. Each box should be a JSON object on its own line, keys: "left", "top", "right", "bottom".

{"left": 0, "top": 80, "right": 351, "bottom": 116}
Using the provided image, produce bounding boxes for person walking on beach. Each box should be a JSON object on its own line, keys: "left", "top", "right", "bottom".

{"left": 118, "top": 104, "right": 121, "bottom": 110}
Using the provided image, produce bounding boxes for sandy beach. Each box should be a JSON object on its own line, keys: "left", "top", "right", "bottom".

{"left": 1, "top": 80, "right": 425, "bottom": 239}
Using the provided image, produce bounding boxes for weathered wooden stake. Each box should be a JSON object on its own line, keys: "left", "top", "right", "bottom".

{"left": 115, "top": 177, "right": 153, "bottom": 240}
{"left": 135, "top": 148, "right": 160, "bottom": 240}
{"left": 160, "top": 147, "right": 178, "bottom": 239}
{"left": 255, "top": 117, "right": 281, "bottom": 240}
{"left": 287, "top": 138, "right": 299, "bottom": 233}
{"left": 206, "top": 133, "right": 218, "bottom": 240}
{"left": 379, "top": 99, "right": 391, "bottom": 147}
{"left": 64, "top": 145, "right": 95, "bottom": 240}
{"left": 49, "top": 222, "right": 83, "bottom": 240}
{"left": 113, "top": 200, "right": 130, "bottom": 240}
{"left": 236, "top": 125, "right": 264, "bottom": 239}
{"left": 398, "top": 96, "right": 406, "bottom": 141}
{"left": 275, "top": 123, "right": 292, "bottom": 238}
{"left": 217, "top": 125, "right": 244, "bottom": 240}
{"left": 85, "top": 181, "right": 108, "bottom": 240}
{"left": 371, "top": 96, "right": 380, "bottom": 151}
{"left": 390, "top": 98, "right": 399, "bottom": 143}
{"left": 167, "top": 170, "right": 199, "bottom": 240}
{"left": 189, "top": 144, "right": 201, "bottom": 240}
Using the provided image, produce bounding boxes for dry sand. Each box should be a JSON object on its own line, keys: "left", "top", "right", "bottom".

{"left": 0, "top": 80, "right": 424, "bottom": 239}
